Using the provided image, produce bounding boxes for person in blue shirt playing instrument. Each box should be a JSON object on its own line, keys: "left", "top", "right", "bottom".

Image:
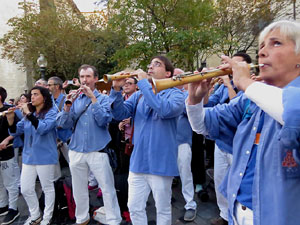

{"left": 186, "top": 20, "right": 300, "bottom": 225}
{"left": 57, "top": 64, "right": 121, "bottom": 225}
{"left": 207, "top": 52, "right": 252, "bottom": 225}
{"left": 109, "top": 56, "right": 185, "bottom": 225}
{"left": 7, "top": 86, "right": 58, "bottom": 225}
{"left": 173, "top": 69, "right": 198, "bottom": 222}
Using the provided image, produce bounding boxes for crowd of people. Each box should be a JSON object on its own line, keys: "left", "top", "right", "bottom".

{"left": 0, "top": 19, "right": 300, "bottom": 225}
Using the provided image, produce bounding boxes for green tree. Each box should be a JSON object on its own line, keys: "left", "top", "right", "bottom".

{"left": 213, "top": 0, "right": 286, "bottom": 56}
{"left": 109, "top": 0, "right": 218, "bottom": 71}
{"left": 0, "top": 0, "right": 125, "bottom": 80}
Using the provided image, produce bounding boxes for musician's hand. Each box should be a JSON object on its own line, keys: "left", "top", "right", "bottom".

{"left": 81, "top": 85, "right": 97, "bottom": 103}
{"left": 251, "top": 73, "right": 264, "bottom": 82}
{"left": 123, "top": 118, "right": 131, "bottom": 125}
{"left": 220, "top": 75, "right": 231, "bottom": 87}
{"left": 19, "top": 102, "right": 30, "bottom": 115}
{"left": 0, "top": 139, "right": 9, "bottom": 150}
{"left": 66, "top": 89, "right": 79, "bottom": 103}
{"left": 63, "top": 80, "right": 69, "bottom": 89}
{"left": 221, "top": 55, "right": 254, "bottom": 91}
{"left": 111, "top": 71, "right": 127, "bottom": 91}
{"left": 187, "top": 69, "right": 211, "bottom": 105}
{"left": 73, "top": 78, "right": 81, "bottom": 87}
{"left": 136, "top": 69, "right": 148, "bottom": 80}
{"left": 5, "top": 108, "right": 15, "bottom": 126}
{"left": 118, "top": 121, "right": 125, "bottom": 131}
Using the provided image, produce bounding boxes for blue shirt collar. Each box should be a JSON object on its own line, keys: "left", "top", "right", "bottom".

{"left": 285, "top": 75, "right": 300, "bottom": 88}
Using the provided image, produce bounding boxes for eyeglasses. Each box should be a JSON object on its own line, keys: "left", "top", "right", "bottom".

{"left": 147, "top": 61, "right": 163, "bottom": 69}
{"left": 124, "top": 82, "right": 134, "bottom": 86}
{"left": 46, "top": 83, "right": 57, "bottom": 87}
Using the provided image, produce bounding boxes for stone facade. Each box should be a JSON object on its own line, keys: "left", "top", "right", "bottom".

{"left": 0, "top": 0, "right": 36, "bottom": 101}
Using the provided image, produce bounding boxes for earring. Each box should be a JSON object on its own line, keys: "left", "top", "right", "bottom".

{"left": 296, "top": 64, "right": 300, "bottom": 68}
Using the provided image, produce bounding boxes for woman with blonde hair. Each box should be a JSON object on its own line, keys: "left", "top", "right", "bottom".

{"left": 186, "top": 20, "right": 300, "bottom": 225}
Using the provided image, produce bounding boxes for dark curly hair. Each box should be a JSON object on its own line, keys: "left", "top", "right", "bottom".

{"left": 29, "top": 86, "right": 53, "bottom": 118}
{"left": 0, "top": 86, "right": 7, "bottom": 103}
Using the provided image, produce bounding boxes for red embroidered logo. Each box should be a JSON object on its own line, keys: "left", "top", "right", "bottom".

{"left": 282, "top": 151, "right": 298, "bottom": 168}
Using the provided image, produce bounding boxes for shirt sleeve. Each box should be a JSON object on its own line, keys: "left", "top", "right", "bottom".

{"left": 26, "top": 113, "right": 39, "bottom": 129}
{"left": 138, "top": 79, "right": 185, "bottom": 119}
{"left": 36, "top": 109, "right": 57, "bottom": 135}
{"left": 245, "top": 82, "right": 284, "bottom": 125}
{"left": 109, "top": 88, "right": 136, "bottom": 121}
{"left": 278, "top": 86, "right": 300, "bottom": 149}
{"left": 186, "top": 99, "right": 208, "bottom": 135}
{"left": 91, "top": 95, "right": 112, "bottom": 127}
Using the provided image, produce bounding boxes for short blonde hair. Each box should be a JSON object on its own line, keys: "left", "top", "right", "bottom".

{"left": 259, "top": 20, "right": 300, "bottom": 55}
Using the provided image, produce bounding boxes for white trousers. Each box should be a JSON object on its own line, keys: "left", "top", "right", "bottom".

{"left": 177, "top": 143, "right": 197, "bottom": 210}
{"left": 214, "top": 144, "right": 232, "bottom": 221}
{"left": 21, "top": 164, "right": 55, "bottom": 221}
{"left": 234, "top": 202, "right": 253, "bottom": 225}
{"left": 0, "top": 158, "right": 19, "bottom": 210}
{"left": 69, "top": 150, "right": 121, "bottom": 225}
{"left": 128, "top": 172, "right": 173, "bottom": 225}
{"left": 13, "top": 148, "right": 21, "bottom": 187}
{"left": 88, "top": 171, "right": 98, "bottom": 187}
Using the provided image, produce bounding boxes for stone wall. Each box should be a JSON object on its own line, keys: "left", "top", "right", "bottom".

{"left": 0, "top": 0, "right": 35, "bottom": 101}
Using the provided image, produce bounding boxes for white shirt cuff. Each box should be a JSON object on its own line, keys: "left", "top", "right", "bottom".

{"left": 186, "top": 99, "right": 208, "bottom": 135}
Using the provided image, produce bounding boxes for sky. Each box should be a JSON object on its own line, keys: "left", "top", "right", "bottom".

{"left": 73, "top": 0, "right": 104, "bottom": 12}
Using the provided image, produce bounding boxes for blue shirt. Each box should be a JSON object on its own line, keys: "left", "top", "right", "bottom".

{"left": 236, "top": 112, "right": 264, "bottom": 210}
{"left": 12, "top": 109, "right": 24, "bottom": 148}
{"left": 204, "top": 76, "right": 300, "bottom": 225}
{"left": 205, "top": 82, "right": 235, "bottom": 107}
{"left": 52, "top": 93, "right": 72, "bottom": 142}
{"left": 53, "top": 93, "right": 66, "bottom": 112}
{"left": 109, "top": 79, "right": 185, "bottom": 176}
{"left": 12, "top": 108, "right": 58, "bottom": 165}
{"left": 57, "top": 89, "right": 112, "bottom": 152}
{"left": 176, "top": 90, "right": 193, "bottom": 146}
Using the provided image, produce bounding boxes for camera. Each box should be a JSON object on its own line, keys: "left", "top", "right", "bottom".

{"left": 67, "top": 80, "right": 74, "bottom": 85}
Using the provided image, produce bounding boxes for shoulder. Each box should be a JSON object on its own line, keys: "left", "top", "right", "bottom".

{"left": 162, "top": 87, "right": 184, "bottom": 97}
{"left": 45, "top": 108, "right": 58, "bottom": 117}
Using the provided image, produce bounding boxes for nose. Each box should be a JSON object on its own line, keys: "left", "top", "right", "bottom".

{"left": 82, "top": 77, "right": 87, "bottom": 84}
{"left": 258, "top": 45, "right": 267, "bottom": 58}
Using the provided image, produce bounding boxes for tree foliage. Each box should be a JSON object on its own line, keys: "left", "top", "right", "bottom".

{"left": 0, "top": 0, "right": 126, "bottom": 80}
{"left": 213, "top": 0, "right": 287, "bottom": 56}
{"left": 108, "top": 0, "right": 288, "bottom": 69}
{"left": 0, "top": 0, "right": 292, "bottom": 77}
{"left": 108, "top": 0, "right": 218, "bottom": 71}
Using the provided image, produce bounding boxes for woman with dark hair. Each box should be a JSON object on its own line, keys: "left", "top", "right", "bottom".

{"left": 7, "top": 86, "right": 58, "bottom": 225}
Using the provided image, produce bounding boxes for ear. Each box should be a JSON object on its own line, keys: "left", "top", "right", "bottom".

{"left": 165, "top": 71, "right": 172, "bottom": 78}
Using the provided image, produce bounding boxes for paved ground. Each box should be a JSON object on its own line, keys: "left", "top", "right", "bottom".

{"left": 0, "top": 169, "right": 219, "bottom": 225}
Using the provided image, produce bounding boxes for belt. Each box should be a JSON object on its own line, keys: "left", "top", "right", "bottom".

{"left": 237, "top": 201, "right": 248, "bottom": 211}
{"left": 98, "top": 145, "right": 109, "bottom": 153}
